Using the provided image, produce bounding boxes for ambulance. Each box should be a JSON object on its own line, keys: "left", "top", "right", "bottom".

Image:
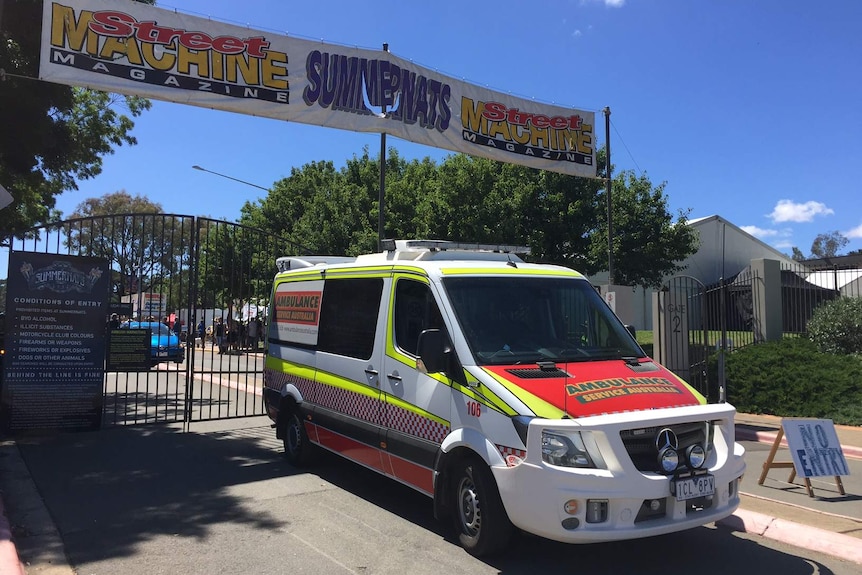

{"left": 263, "top": 240, "right": 746, "bottom": 556}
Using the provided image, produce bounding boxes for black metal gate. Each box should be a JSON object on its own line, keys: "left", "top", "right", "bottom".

{"left": 2, "top": 214, "right": 306, "bottom": 427}
{"left": 660, "top": 276, "right": 710, "bottom": 400}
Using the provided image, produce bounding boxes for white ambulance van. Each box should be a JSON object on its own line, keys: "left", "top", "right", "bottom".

{"left": 263, "top": 240, "right": 746, "bottom": 556}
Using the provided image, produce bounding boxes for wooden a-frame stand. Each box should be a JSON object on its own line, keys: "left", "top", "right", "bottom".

{"left": 757, "top": 427, "right": 846, "bottom": 498}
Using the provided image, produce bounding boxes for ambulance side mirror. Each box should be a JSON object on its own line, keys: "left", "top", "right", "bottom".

{"left": 416, "top": 329, "right": 468, "bottom": 386}
{"left": 417, "top": 329, "right": 448, "bottom": 373}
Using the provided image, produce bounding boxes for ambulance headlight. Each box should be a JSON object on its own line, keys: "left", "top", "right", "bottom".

{"left": 541, "top": 430, "right": 604, "bottom": 469}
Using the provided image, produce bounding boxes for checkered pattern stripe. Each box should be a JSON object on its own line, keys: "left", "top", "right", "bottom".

{"left": 385, "top": 403, "right": 449, "bottom": 444}
{"left": 310, "top": 379, "right": 385, "bottom": 426}
{"left": 497, "top": 444, "right": 526, "bottom": 459}
{"left": 267, "top": 368, "right": 448, "bottom": 438}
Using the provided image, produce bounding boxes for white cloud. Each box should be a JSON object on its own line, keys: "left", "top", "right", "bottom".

{"left": 846, "top": 222, "right": 862, "bottom": 239}
{"left": 572, "top": 29, "right": 583, "bottom": 38}
{"left": 768, "top": 199, "right": 834, "bottom": 223}
{"left": 740, "top": 225, "right": 778, "bottom": 238}
{"left": 581, "top": 0, "right": 625, "bottom": 7}
{"left": 773, "top": 240, "right": 795, "bottom": 249}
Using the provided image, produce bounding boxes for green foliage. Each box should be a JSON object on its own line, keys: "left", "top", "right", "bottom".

{"left": 65, "top": 191, "right": 190, "bottom": 307}
{"left": 593, "top": 170, "right": 698, "bottom": 288}
{"left": 714, "top": 338, "right": 862, "bottom": 425}
{"left": 807, "top": 297, "right": 862, "bottom": 355}
{"left": 0, "top": 0, "right": 152, "bottom": 237}
{"left": 240, "top": 148, "right": 697, "bottom": 288}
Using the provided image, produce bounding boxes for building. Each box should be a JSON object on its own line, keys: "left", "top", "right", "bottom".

{"left": 594, "top": 214, "right": 798, "bottom": 330}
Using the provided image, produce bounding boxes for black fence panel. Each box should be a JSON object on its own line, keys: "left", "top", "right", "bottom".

{"left": 780, "top": 262, "right": 857, "bottom": 336}
{"left": 187, "top": 217, "right": 307, "bottom": 422}
{"left": 3, "top": 214, "right": 196, "bottom": 425}
{"left": 703, "top": 269, "right": 758, "bottom": 351}
{"left": 2, "top": 214, "right": 309, "bottom": 427}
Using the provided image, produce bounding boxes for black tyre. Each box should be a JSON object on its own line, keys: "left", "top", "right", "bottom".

{"left": 451, "top": 455, "right": 514, "bottom": 557}
{"left": 282, "top": 409, "right": 314, "bottom": 467}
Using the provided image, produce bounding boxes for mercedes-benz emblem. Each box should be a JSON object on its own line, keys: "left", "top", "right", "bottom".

{"left": 655, "top": 428, "right": 678, "bottom": 451}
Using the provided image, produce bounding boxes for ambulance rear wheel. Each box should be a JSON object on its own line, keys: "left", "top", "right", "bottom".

{"left": 283, "top": 410, "right": 313, "bottom": 467}
{"left": 451, "top": 455, "right": 514, "bottom": 557}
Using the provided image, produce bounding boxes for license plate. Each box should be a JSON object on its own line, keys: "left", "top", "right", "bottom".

{"left": 672, "top": 474, "right": 715, "bottom": 501}
{"left": 156, "top": 352, "right": 169, "bottom": 357}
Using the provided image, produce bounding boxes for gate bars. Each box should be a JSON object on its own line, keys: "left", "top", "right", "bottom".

{"left": 2, "top": 214, "right": 307, "bottom": 427}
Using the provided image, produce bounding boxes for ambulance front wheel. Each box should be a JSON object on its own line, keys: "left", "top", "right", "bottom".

{"left": 451, "top": 455, "right": 514, "bottom": 557}
{"left": 283, "top": 409, "right": 314, "bottom": 467}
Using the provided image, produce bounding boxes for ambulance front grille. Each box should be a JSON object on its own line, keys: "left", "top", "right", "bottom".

{"left": 620, "top": 421, "right": 710, "bottom": 473}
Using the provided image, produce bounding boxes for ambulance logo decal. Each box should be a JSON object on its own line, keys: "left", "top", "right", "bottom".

{"left": 565, "top": 376, "right": 683, "bottom": 405}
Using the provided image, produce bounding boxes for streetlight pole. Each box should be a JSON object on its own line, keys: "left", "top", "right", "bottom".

{"left": 191, "top": 165, "right": 269, "bottom": 191}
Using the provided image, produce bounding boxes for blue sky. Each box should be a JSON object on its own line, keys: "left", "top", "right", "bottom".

{"left": 54, "top": 0, "right": 862, "bottom": 257}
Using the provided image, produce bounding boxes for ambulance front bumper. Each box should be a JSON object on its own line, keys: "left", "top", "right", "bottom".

{"left": 491, "top": 404, "right": 747, "bottom": 544}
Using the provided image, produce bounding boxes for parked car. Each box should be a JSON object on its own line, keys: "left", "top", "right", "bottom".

{"left": 121, "top": 321, "right": 184, "bottom": 365}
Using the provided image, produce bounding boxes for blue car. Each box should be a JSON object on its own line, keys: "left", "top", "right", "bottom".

{"left": 122, "top": 321, "right": 185, "bottom": 365}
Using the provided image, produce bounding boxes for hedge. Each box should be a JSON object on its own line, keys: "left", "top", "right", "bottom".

{"left": 709, "top": 337, "right": 862, "bottom": 426}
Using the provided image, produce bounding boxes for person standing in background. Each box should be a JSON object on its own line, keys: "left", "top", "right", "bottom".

{"left": 247, "top": 316, "right": 260, "bottom": 351}
{"left": 215, "top": 317, "right": 225, "bottom": 354}
{"left": 197, "top": 319, "right": 205, "bottom": 348}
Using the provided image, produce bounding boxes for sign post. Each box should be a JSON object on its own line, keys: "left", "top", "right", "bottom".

{"left": 758, "top": 418, "right": 850, "bottom": 497}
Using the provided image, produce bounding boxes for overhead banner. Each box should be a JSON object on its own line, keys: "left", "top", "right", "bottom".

{"left": 39, "top": 0, "right": 596, "bottom": 178}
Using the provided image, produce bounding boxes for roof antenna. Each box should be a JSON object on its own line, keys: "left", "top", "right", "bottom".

{"left": 506, "top": 253, "right": 518, "bottom": 268}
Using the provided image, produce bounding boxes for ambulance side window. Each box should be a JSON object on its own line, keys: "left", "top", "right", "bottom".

{"left": 317, "top": 278, "right": 383, "bottom": 359}
{"left": 393, "top": 279, "right": 443, "bottom": 357}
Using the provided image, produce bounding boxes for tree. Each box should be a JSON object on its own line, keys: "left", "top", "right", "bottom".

{"left": 65, "top": 192, "right": 192, "bottom": 310}
{"left": 593, "top": 169, "right": 698, "bottom": 288}
{"left": 0, "top": 0, "right": 152, "bottom": 238}
{"left": 240, "top": 148, "right": 697, "bottom": 288}
{"left": 792, "top": 231, "right": 851, "bottom": 260}
{"left": 810, "top": 231, "right": 849, "bottom": 259}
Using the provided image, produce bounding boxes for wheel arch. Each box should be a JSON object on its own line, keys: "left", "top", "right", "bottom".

{"left": 275, "top": 384, "right": 303, "bottom": 439}
{"left": 433, "top": 427, "right": 506, "bottom": 521}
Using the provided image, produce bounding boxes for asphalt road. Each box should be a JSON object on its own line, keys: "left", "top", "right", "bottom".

{"left": 6, "top": 417, "right": 861, "bottom": 575}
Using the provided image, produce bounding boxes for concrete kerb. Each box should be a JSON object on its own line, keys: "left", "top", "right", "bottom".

{"left": 726, "top": 420, "right": 862, "bottom": 564}
{"left": 717, "top": 508, "right": 862, "bottom": 565}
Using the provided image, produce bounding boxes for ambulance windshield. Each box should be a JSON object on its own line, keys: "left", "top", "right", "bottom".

{"left": 443, "top": 276, "right": 644, "bottom": 366}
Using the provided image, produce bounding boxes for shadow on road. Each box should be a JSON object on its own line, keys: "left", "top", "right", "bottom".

{"left": 10, "top": 421, "right": 843, "bottom": 575}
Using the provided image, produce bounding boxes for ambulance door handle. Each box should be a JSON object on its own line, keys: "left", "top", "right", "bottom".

{"left": 364, "top": 368, "right": 379, "bottom": 377}
{"left": 387, "top": 371, "right": 402, "bottom": 382}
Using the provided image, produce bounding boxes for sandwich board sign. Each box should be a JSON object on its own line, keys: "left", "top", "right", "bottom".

{"left": 784, "top": 418, "right": 849, "bottom": 478}
{"left": 758, "top": 418, "right": 849, "bottom": 498}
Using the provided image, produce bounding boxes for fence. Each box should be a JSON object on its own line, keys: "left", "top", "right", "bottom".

{"left": 779, "top": 261, "right": 862, "bottom": 336}
{"left": 1, "top": 214, "right": 308, "bottom": 428}
{"left": 657, "top": 257, "right": 862, "bottom": 402}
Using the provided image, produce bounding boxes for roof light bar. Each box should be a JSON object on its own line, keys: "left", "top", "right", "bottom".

{"left": 381, "top": 239, "right": 531, "bottom": 255}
